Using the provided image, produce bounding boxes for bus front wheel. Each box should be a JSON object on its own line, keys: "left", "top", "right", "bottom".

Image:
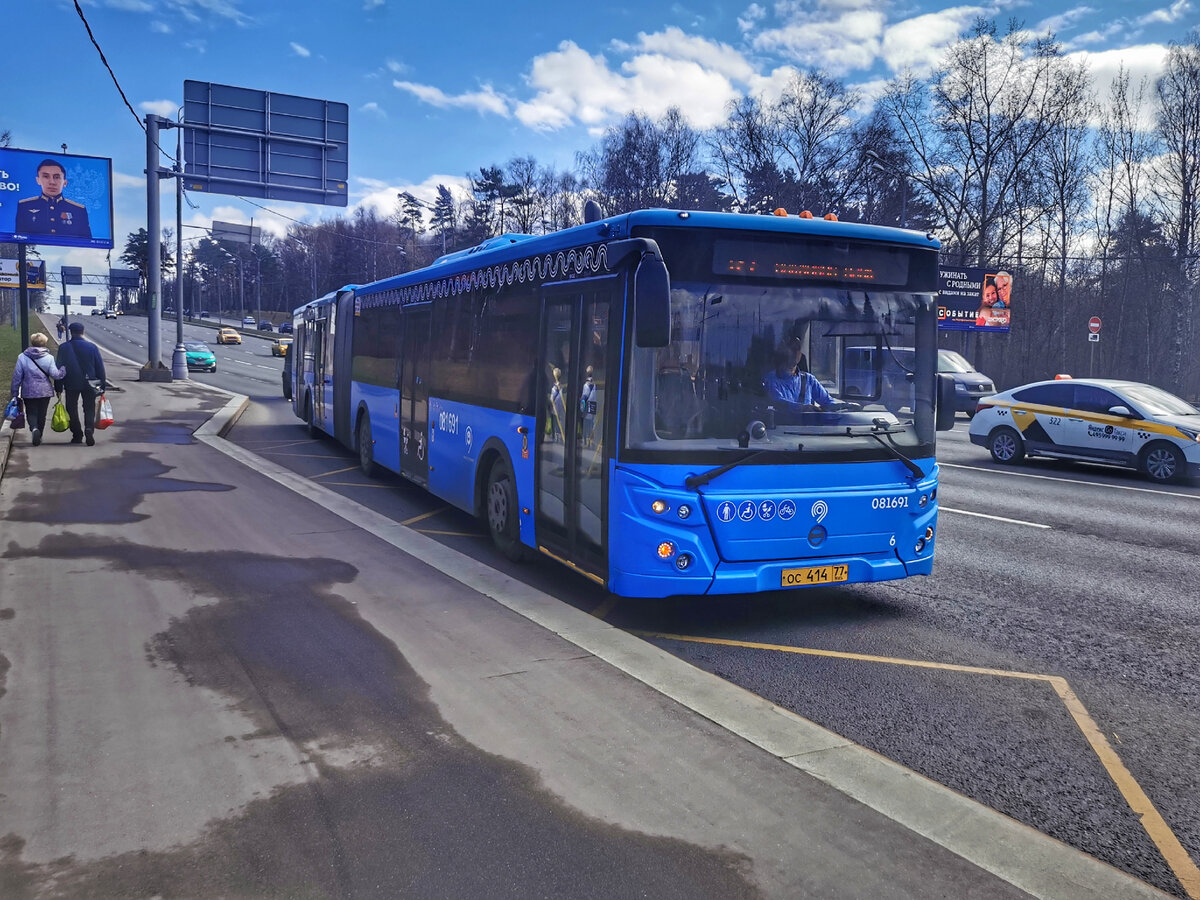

{"left": 305, "top": 395, "right": 319, "bottom": 438}
{"left": 485, "top": 458, "right": 527, "bottom": 562}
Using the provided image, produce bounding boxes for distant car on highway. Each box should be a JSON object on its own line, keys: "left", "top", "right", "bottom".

{"left": 183, "top": 341, "right": 217, "bottom": 373}
{"left": 216, "top": 327, "right": 242, "bottom": 345}
{"left": 198, "top": 311, "right": 211, "bottom": 319}
{"left": 257, "top": 320, "right": 274, "bottom": 332}
{"left": 242, "top": 315, "right": 255, "bottom": 328}
{"left": 104, "top": 309, "right": 117, "bottom": 319}
{"left": 843, "top": 346, "right": 994, "bottom": 417}
{"left": 90, "top": 308, "right": 101, "bottom": 315}
{"left": 969, "top": 378, "right": 1200, "bottom": 483}
{"left": 278, "top": 321, "right": 293, "bottom": 334}
{"left": 271, "top": 336, "right": 293, "bottom": 357}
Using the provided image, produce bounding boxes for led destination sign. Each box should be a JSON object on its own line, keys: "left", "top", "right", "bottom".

{"left": 714, "top": 238, "right": 911, "bottom": 286}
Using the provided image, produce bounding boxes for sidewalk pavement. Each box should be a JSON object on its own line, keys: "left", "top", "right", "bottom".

{"left": 0, "top": 349, "right": 1170, "bottom": 898}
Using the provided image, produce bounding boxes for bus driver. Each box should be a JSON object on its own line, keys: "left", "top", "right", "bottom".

{"left": 763, "top": 346, "right": 833, "bottom": 412}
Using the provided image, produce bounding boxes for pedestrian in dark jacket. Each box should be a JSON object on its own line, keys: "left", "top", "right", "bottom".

{"left": 9, "top": 333, "right": 66, "bottom": 446}
{"left": 55, "top": 321, "right": 107, "bottom": 446}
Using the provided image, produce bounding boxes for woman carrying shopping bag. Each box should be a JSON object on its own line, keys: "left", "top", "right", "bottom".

{"left": 9, "top": 332, "right": 66, "bottom": 447}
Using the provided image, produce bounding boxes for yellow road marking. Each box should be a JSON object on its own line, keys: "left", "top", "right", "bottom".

{"left": 634, "top": 630, "right": 1200, "bottom": 898}
{"left": 415, "top": 529, "right": 484, "bottom": 537}
{"left": 256, "top": 452, "right": 346, "bottom": 460}
{"left": 401, "top": 506, "right": 449, "bottom": 526}
{"left": 312, "top": 465, "right": 359, "bottom": 478}
{"left": 591, "top": 596, "right": 620, "bottom": 620}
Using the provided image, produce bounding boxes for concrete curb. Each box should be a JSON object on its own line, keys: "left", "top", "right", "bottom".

{"left": 0, "top": 419, "right": 12, "bottom": 483}
{"left": 193, "top": 395, "right": 1168, "bottom": 900}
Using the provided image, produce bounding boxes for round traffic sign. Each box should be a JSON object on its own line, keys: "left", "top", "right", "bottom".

{"left": 1088, "top": 316, "right": 1102, "bottom": 334}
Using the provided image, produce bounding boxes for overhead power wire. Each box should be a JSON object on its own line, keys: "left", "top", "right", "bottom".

{"left": 71, "top": 0, "right": 176, "bottom": 164}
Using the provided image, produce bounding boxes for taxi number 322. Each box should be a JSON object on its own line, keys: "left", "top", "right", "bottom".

{"left": 871, "top": 496, "right": 908, "bottom": 509}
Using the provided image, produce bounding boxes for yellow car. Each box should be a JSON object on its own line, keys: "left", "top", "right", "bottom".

{"left": 216, "top": 327, "right": 242, "bottom": 345}
{"left": 271, "top": 337, "right": 293, "bottom": 357}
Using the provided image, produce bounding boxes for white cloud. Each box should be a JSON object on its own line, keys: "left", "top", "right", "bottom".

{"left": 880, "top": 6, "right": 986, "bottom": 75}
{"left": 1137, "top": 0, "right": 1192, "bottom": 26}
{"left": 363, "top": 0, "right": 385, "bottom": 8}
{"left": 386, "top": 59, "right": 407, "bottom": 74}
{"left": 393, "top": 81, "right": 510, "bottom": 116}
{"left": 290, "top": 42, "right": 311, "bottom": 58}
{"left": 616, "top": 27, "right": 757, "bottom": 83}
{"left": 351, "top": 175, "right": 471, "bottom": 223}
{"left": 738, "top": 3, "right": 766, "bottom": 33}
{"left": 150, "top": 20, "right": 171, "bottom": 32}
{"left": 1035, "top": 5, "right": 1096, "bottom": 35}
{"left": 139, "top": 99, "right": 179, "bottom": 117}
{"left": 107, "top": 0, "right": 154, "bottom": 11}
{"left": 1065, "top": 43, "right": 1171, "bottom": 128}
{"left": 164, "top": 0, "right": 251, "bottom": 27}
{"left": 753, "top": 9, "right": 886, "bottom": 74}
{"left": 184, "top": 39, "right": 207, "bottom": 53}
{"left": 513, "top": 38, "right": 741, "bottom": 131}
{"left": 359, "top": 101, "right": 386, "bottom": 118}
{"left": 113, "top": 172, "right": 146, "bottom": 191}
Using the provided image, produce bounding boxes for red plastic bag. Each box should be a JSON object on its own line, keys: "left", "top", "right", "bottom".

{"left": 95, "top": 393, "right": 114, "bottom": 430}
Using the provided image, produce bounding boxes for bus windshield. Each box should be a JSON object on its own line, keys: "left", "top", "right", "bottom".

{"left": 624, "top": 233, "right": 938, "bottom": 462}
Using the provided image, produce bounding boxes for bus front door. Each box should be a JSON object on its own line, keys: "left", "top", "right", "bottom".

{"left": 536, "top": 288, "right": 611, "bottom": 580}
{"left": 401, "top": 307, "right": 430, "bottom": 484}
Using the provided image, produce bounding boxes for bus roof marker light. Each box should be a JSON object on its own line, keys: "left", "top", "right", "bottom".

{"left": 798, "top": 210, "right": 814, "bottom": 219}
{"left": 657, "top": 541, "right": 676, "bottom": 559}
{"left": 823, "top": 213, "right": 839, "bottom": 221}
{"left": 772, "top": 208, "right": 789, "bottom": 217}
{"left": 678, "top": 212, "right": 690, "bottom": 219}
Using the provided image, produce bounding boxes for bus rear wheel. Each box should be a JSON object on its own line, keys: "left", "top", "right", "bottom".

{"left": 485, "top": 458, "right": 527, "bottom": 562}
{"left": 357, "top": 414, "right": 379, "bottom": 478}
{"left": 305, "top": 396, "right": 319, "bottom": 438}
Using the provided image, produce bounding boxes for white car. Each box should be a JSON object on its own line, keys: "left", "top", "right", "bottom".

{"left": 969, "top": 378, "right": 1200, "bottom": 483}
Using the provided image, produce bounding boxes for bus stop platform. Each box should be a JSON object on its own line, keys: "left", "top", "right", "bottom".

{"left": 0, "top": 351, "right": 1169, "bottom": 899}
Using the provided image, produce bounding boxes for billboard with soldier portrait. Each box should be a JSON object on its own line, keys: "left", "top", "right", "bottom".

{"left": 0, "top": 147, "right": 114, "bottom": 250}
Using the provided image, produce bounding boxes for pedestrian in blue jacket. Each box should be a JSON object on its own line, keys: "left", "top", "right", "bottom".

{"left": 55, "top": 321, "right": 107, "bottom": 446}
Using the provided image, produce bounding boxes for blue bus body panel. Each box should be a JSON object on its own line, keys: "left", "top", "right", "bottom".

{"left": 607, "top": 460, "right": 938, "bottom": 598}
{"left": 352, "top": 382, "right": 401, "bottom": 474}
{"left": 427, "top": 397, "right": 536, "bottom": 543}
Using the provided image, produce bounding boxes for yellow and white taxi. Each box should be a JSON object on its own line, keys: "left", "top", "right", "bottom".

{"left": 969, "top": 379, "right": 1200, "bottom": 483}
{"left": 216, "top": 327, "right": 242, "bottom": 345}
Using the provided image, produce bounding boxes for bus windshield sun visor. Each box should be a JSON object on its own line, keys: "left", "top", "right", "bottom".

{"left": 606, "top": 238, "right": 671, "bottom": 348}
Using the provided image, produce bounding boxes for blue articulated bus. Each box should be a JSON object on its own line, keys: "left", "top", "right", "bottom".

{"left": 290, "top": 207, "right": 954, "bottom": 598}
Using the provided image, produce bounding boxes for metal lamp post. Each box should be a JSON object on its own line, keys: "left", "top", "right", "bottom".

{"left": 864, "top": 149, "right": 909, "bottom": 229}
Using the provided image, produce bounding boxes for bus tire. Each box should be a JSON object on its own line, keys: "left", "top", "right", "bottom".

{"left": 357, "top": 413, "right": 379, "bottom": 478}
{"left": 485, "top": 457, "right": 527, "bottom": 562}
{"left": 305, "top": 395, "right": 319, "bottom": 438}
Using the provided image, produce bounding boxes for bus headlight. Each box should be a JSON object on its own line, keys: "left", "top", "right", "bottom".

{"left": 677, "top": 504, "right": 692, "bottom": 519}
{"left": 676, "top": 553, "right": 693, "bottom": 570}
{"left": 914, "top": 538, "right": 926, "bottom": 553}
{"left": 918, "top": 494, "right": 928, "bottom": 508}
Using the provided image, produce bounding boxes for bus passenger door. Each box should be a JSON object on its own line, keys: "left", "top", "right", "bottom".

{"left": 401, "top": 307, "right": 430, "bottom": 484}
{"left": 536, "top": 287, "right": 611, "bottom": 579}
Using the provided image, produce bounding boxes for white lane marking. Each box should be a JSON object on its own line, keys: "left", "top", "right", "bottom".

{"left": 255, "top": 365, "right": 275, "bottom": 370}
{"left": 940, "top": 462, "right": 1200, "bottom": 501}
{"left": 233, "top": 359, "right": 254, "bottom": 366}
{"left": 939, "top": 506, "right": 1051, "bottom": 529}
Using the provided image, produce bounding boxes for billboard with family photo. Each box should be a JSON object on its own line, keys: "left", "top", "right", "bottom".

{"left": 0, "top": 147, "right": 114, "bottom": 250}
{"left": 937, "top": 266, "right": 1013, "bottom": 333}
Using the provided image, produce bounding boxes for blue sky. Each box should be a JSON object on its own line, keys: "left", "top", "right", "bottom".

{"left": 4, "top": 0, "right": 1197, "bottom": 275}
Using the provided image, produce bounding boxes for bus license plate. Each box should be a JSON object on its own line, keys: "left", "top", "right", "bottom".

{"left": 781, "top": 564, "right": 849, "bottom": 587}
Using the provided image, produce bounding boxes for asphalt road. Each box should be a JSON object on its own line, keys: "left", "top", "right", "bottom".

{"left": 78, "top": 318, "right": 1200, "bottom": 897}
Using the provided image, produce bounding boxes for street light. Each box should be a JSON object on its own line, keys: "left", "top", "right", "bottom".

{"left": 222, "top": 250, "right": 245, "bottom": 321}
{"left": 864, "top": 150, "right": 909, "bottom": 229}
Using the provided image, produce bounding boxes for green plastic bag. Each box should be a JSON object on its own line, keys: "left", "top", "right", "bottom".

{"left": 50, "top": 400, "right": 70, "bottom": 433}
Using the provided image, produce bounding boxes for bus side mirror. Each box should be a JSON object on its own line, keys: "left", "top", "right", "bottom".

{"left": 634, "top": 253, "right": 671, "bottom": 348}
{"left": 935, "top": 374, "right": 956, "bottom": 431}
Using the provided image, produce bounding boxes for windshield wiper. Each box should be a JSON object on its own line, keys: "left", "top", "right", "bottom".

{"left": 841, "top": 419, "right": 925, "bottom": 480}
{"left": 685, "top": 449, "right": 770, "bottom": 490}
